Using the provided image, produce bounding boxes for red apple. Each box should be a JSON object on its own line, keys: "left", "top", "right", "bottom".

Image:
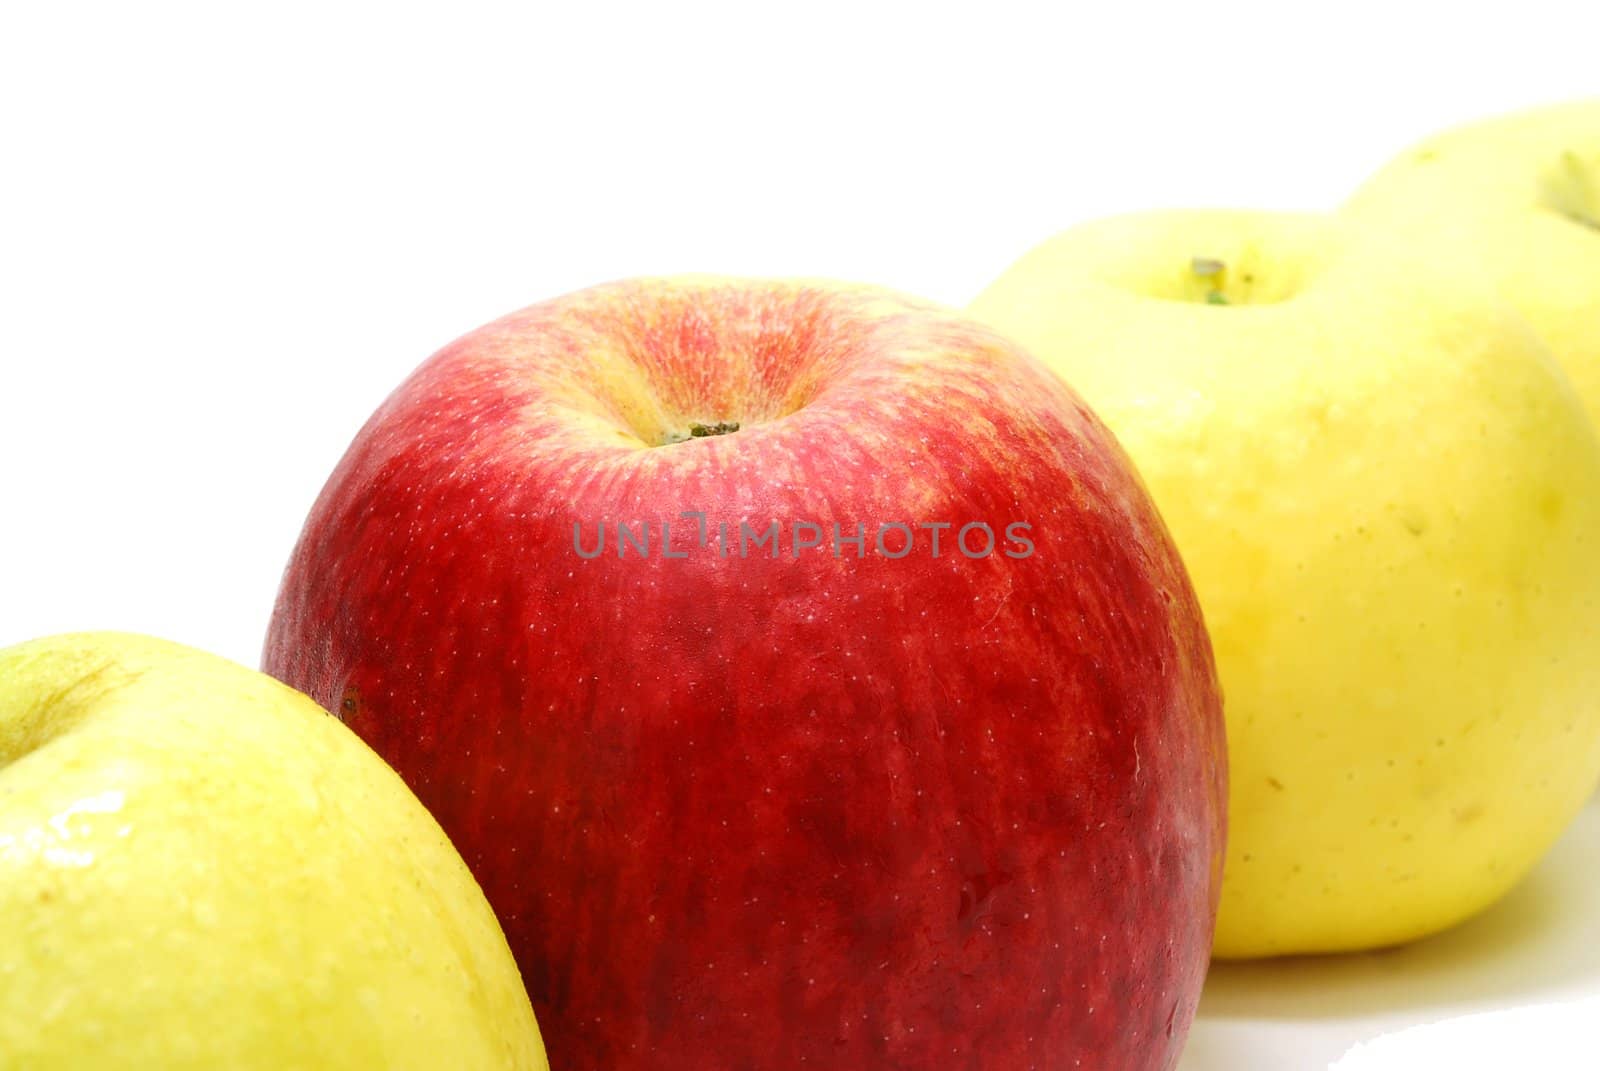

{"left": 263, "top": 278, "right": 1225, "bottom": 1070}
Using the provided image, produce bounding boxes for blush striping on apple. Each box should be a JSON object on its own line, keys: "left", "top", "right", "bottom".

{"left": 264, "top": 278, "right": 1226, "bottom": 1070}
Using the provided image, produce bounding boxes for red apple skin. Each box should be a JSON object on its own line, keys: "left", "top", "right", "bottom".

{"left": 263, "top": 279, "right": 1225, "bottom": 1071}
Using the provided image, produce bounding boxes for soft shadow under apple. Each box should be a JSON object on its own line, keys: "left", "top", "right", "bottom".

{"left": 1178, "top": 798, "right": 1600, "bottom": 1069}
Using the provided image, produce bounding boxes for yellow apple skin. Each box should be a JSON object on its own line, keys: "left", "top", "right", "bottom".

{"left": 1344, "top": 100, "right": 1600, "bottom": 425}
{"left": 0, "top": 632, "right": 547, "bottom": 1069}
{"left": 970, "top": 211, "right": 1600, "bottom": 957}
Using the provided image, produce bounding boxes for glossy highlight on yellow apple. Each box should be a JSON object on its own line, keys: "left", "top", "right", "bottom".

{"left": 0, "top": 632, "right": 548, "bottom": 1070}
{"left": 971, "top": 210, "right": 1600, "bottom": 957}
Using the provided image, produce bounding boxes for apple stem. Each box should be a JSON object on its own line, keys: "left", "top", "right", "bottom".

{"left": 689, "top": 421, "right": 740, "bottom": 438}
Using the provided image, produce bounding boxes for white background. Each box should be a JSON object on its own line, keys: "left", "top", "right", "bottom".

{"left": 2, "top": 2, "right": 1597, "bottom": 1067}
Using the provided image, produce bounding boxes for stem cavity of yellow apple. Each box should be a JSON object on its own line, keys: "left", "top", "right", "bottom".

{"left": 1542, "top": 149, "right": 1600, "bottom": 232}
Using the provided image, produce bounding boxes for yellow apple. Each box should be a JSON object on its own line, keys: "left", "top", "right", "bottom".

{"left": 970, "top": 210, "right": 1600, "bottom": 957}
{"left": 1344, "top": 100, "right": 1600, "bottom": 424}
{"left": 0, "top": 632, "right": 547, "bottom": 1069}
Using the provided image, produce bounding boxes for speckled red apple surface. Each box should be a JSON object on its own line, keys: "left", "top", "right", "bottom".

{"left": 263, "top": 278, "right": 1225, "bottom": 1071}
